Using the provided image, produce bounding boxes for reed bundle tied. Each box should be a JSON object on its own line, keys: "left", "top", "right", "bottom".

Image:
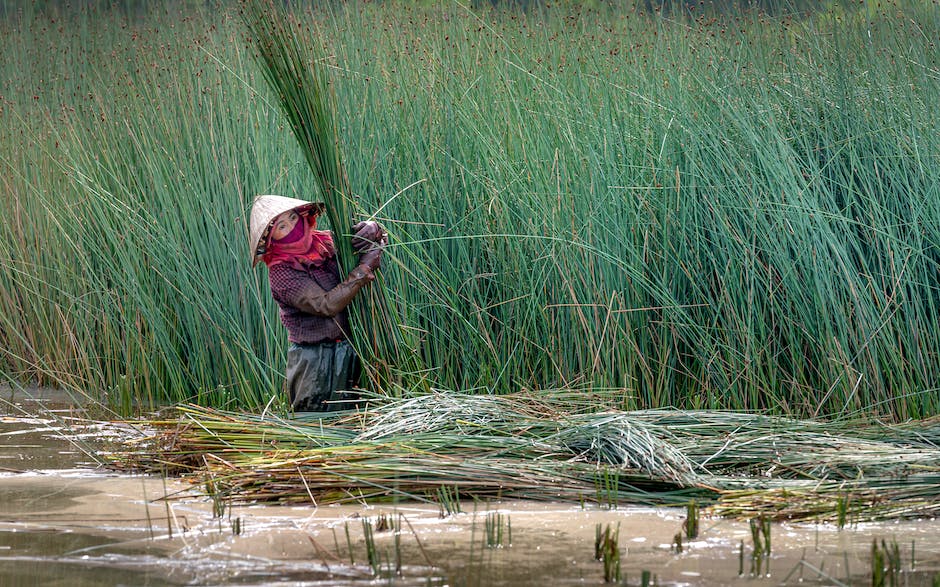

{"left": 112, "top": 394, "right": 940, "bottom": 522}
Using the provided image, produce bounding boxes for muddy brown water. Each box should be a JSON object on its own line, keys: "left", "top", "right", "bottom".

{"left": 2, "top": 389, "right": 940, "bottom": 586}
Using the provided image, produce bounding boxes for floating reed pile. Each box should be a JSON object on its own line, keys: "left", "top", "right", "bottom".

{"left": 111, "top": 394, "right": 940, "bottom": 522}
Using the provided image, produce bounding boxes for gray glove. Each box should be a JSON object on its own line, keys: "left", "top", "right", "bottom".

{"left": 359, "top": 249, "right": 382, "bottom": 271}
{"left": 358, "top": 232, "right": 387, "bottom": 271}
{"left": 351, "top": 221, "right": 385, "bottom": 252}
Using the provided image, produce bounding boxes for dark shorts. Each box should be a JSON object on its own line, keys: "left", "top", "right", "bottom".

{"left": 285, "top": 341, "right": 361, "bottom": 412}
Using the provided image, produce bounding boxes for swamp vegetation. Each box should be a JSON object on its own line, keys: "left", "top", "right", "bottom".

{"left": 1, "top": 3, "right": 940, "bottom": 569}
{"left": 0, "top": 0, "right": 938, "bottom": 420}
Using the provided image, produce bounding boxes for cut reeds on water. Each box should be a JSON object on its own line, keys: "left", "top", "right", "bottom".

{"left": 109, "top": 393, "right": 940, "bottom": 522}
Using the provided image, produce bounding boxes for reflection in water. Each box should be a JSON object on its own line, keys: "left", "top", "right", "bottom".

{"left": 0, "top": 530, "right": 176, "bottom": 587}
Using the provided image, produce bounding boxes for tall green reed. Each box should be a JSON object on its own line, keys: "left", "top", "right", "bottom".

{"left": 1, "top": 1, "right": 938, "bottom": 418}
{"left": 0, "top": 4, "right": 290, "bottom": 408}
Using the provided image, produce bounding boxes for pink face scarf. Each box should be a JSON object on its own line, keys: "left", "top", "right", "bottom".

{"left": 261, "top": 213, "right": 335, "bottom": 270}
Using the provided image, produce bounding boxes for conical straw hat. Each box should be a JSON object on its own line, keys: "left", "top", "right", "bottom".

{"left": 249, "top": 195, "right": 325, "bottom": 267}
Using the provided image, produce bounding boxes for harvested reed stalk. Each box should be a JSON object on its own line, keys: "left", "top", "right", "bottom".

{"left": 107, "top": 396, "right": 940, "bottom": 521}
{"left": 239, "top": 0, "right": 414, "bottom": 390}
{"left": 240, "top": 0, "right": 354, "bottom": 268}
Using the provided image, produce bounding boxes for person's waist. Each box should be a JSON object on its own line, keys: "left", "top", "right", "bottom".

{"left": 290, "top": 338, "right": 347, "bottom": 349}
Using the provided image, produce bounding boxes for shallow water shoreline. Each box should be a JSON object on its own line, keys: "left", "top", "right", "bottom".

{"left": 2, "top": 389, "right": 940, "bottom": 586}
{"left": 3, "top": 468, "right": 940, "bottom": 586}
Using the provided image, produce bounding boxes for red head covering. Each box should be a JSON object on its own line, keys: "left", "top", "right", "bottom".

{"left": 261, "top": 213, "right": 335, "bottom": 270}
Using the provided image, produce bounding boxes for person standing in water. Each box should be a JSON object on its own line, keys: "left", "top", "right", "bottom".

{"left": 249, "top": 195, "right": 385, "bottom": 412}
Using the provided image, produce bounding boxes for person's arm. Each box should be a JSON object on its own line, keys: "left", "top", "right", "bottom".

{"left": 271, "top": 264, "right": 375, "bottom": 318}
{"left": 294, "top": 264, "right": 376, "bottom": 317}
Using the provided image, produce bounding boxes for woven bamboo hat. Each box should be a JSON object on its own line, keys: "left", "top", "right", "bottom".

{"left": 249, "top": 195, "right": 325, "bottom": 267}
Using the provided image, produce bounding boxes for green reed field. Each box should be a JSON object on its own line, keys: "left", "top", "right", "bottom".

{"left": 0, "top": 0, "right": 937, "bottom": 417}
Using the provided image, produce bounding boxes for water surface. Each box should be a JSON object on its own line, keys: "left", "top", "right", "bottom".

{"left": 2, "top": 389, "right": 939, "bottom": 586}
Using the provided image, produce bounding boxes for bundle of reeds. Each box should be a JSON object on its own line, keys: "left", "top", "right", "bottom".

{"left": 240, "top": 0, "right": 354, "bottom": 268}
{"left": 711, "top": 478, "right": 940, "bottom": 523}
{"left": 117, "top": 399, "right": 706, "bottom": 504}
{"left": 240, "top": 0, "right": 414, "bottom": 389}
{"left": 111, "top": 394, "right": 940, "bottom": 521}
{"left": 625, "top": 410, "right": 940, "bottom": 480}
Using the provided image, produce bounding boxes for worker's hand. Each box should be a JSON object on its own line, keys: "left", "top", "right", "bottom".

{"left": 359, "top": 247, "right": 383, "bottom": 271}
{"left": 351, "top": 221, "right": 384, "bottom": 252}
{"left": 358, "top": 232, "right": 387, "bottom": 271}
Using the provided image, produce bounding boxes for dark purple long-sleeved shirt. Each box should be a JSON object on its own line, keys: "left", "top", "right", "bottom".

{"left": 267, "top": 257, "right": 361, "bottom": 344}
